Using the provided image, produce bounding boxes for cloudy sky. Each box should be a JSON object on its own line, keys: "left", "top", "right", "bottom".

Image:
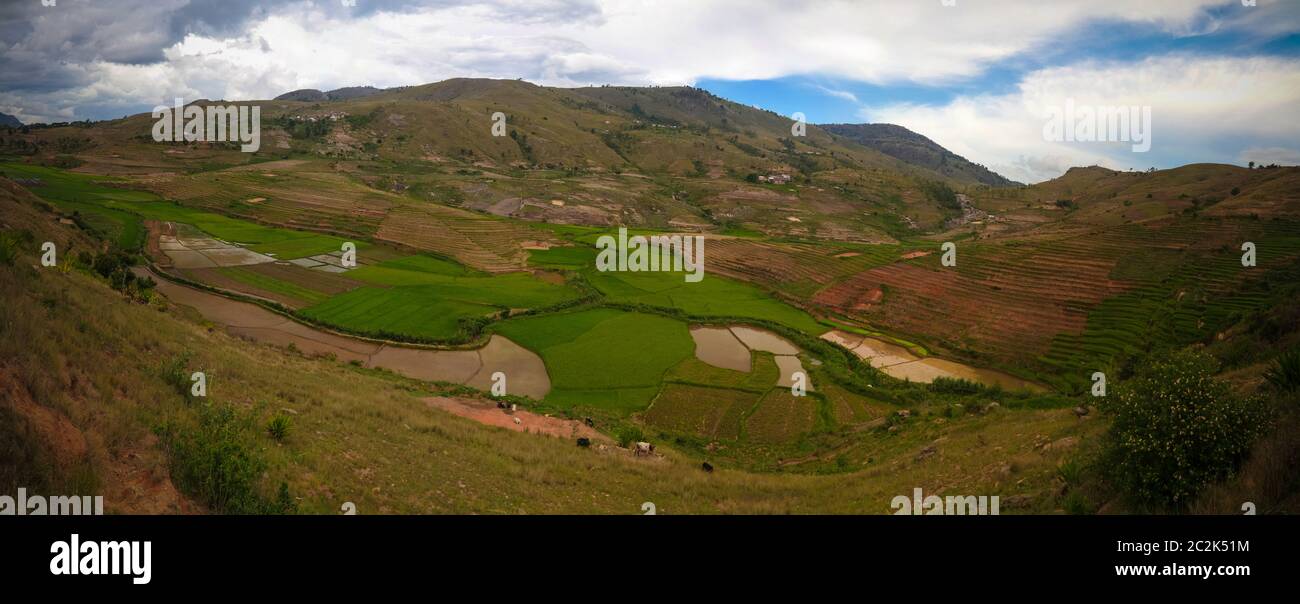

{"left": 2, "top": 0, "right": 1298, "bottom": 182}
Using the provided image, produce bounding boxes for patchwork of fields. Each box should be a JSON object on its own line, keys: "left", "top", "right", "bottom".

{"left": 10, "top": 158, "right": 1296, "bottom": 474}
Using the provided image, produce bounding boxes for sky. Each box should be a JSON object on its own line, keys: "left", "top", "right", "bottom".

{"left": 1, "top": 0, "right": 1298, "bottom": 183}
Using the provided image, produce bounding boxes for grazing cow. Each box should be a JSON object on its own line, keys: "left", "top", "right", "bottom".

{"left": 513, "top": 417, "right": 521, "bottom": 425}
{"left": 583, "top": 417, "right": 595, "bottom": 427}
{"left": 634, "top": 441, "right": 654, "bottom": 456}
{"left": 577, "top": 437, "right": 591, "bottom": 448}
{"left": 702, "top": 462, "right": 714, "bottom": 473}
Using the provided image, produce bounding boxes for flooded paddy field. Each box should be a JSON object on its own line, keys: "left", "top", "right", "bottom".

{"left": 820, "top": 330, "right": 1044, "bottom": 392}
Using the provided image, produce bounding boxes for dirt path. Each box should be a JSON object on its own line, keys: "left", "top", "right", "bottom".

{"left": 423, "top": 396, "right": 607, "bottom": 441}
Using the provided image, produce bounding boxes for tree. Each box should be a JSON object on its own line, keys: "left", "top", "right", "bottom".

{"left": 1102, "top": 350, "right": 1271, "bottom": 509}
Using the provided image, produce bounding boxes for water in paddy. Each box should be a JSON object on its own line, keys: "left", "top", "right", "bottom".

{"left": 820, "top": 330, "right": 1045, "bottom": 392}
{"left": 690, "top": 325, "right": 810, "bottom": 389}
{"left": 138, "top": 268, "right": 551, "bottom": 398}
{"left": 689, "top": 326, "right": 751, "bottom": 372}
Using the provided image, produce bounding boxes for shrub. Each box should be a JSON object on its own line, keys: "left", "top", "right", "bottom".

{"left": 0, "top": 232, "right": 18, "bottom": 266}
{"left": 1056, "top": 458, "right": 1082, "bottom": 486}
{"left": 614, "top": 425, "right": 644, "bottom": 447}
{"left": 271, "top": 482, "right": 297, "bottom": 514}
{"left": 1062, "top": 491, "right": 1093, "bottom": 515}
{"left": 266, "top": 414, "right": 292, "bottom": 441}
{"left": 158, "top": 351, "right": 195, "bottom": 401}
{"left": 1264, "top": 349, "right": 1300, "bottom": 393}
{"left": 1101, "top": 350, "right": 1272, "bottom": 509}
{"left": 929, "top": 376, "right": 981, "bottom": 395}
{"left": 159, "top": 403, "right": 284, "bottom": 514}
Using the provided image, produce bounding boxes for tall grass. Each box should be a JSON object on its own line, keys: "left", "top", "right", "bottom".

{"left": 1264, "top": 349, "right": 1300, "bottom": 393}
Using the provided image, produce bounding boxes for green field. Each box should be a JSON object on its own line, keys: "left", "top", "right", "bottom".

{"left": 300, "top": 254, "right": 581, "bottom": 340}
{"left": 529, "top": 241, "right": 825, "bottom": 334}
{"left": 643, "top": 383, "right": 759, "bottom": 440}
{"left": 589, "top": 268, "right": 825, "bottom": 334}
{"left": 365, "top": 253, "right": 471, "bottom": 276}
{"left": 301, "top": 287, "right": 499, "bottom": 339}
{"left": 218, "top": 267, "right": 332, "bottom": 306}
{"left": 246, "top": 235, "right": 359, "bottom": 260}
{"left": 0, "top": 162, "right": 353, "bottom": 258}
{"left": 745, "top": 390, "right": 817, "bottom": 444}
{"left": 493, "top": 308, "right": 695, "bottom": 411}
{"left": 1, "top": 162, "right": 153, "bottom": 248}
{"left": 527, "top": 246, "right": 595, "bottom": 270}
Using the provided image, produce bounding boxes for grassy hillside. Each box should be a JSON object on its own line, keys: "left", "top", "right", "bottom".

{"left": 3, "top": 177, "right": 1110, "bottom": 513}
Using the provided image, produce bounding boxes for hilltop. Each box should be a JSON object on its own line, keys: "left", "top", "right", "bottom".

{"left": 821, "top": 123, "right": 1018, "bottom": 187}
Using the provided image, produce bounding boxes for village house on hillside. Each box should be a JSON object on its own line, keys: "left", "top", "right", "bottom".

{"left": 758, "top": 173, "right": 792, "bottom": 184}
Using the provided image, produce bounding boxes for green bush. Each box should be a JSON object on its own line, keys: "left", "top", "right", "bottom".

{"left": 1101, "top": 350, "right": 1271, "bottom": 509}
{"left": 929, "top": 376, "right": 981, "bottom": 395}
{"left": 157, "top": 351, "right": 194, "bottom": 401}
{"left": 158, "top": 403, "right": 290, "bottom": 514}
{"left": 1057, "top": 458, "right": 1081, "bottom": 484}
{"left": 0, "top": 232, "right": 18, "bottom": 266}
{"left": 1264, "top": 349, "right": 1300, "bottom": 393}
{"left": 614, "top": 425, "right": 644, "bottom": 447}
{"left": 266, "top": 414, "right": 292, "bottom": 441}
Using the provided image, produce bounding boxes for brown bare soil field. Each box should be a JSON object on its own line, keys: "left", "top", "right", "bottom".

{"left": 180, "top": 267, "right": 307, "bottom": 308}
{"left": 814, "top": 217, "right": 1293, "bottom": 366}
{"left": 814, "top": 255, "right": 1120, "bottom": 357}
{"left": 423, "top": 396, "right": 606, "bottom": 441}
{"left": 243, "top": 262, "right": 365, "bottom": 295}
{"left": 142, "top": 170, "right": 394, "bottom": 238}
{"left": 376, "top": 203, "right": 554, "bottom": 272}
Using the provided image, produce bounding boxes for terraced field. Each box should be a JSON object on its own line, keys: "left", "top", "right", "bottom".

{"left": 643, "top": 383, "right": 759, "bottom": 440}
{"left": 813, "top": 216, "right": 1300, "bottom": 389}
{"left": 142, "top": 166, "right": 394, "bottom": 239}
{"left": 376, "top": 203, "right": 555, "bottom": 272}
{"left": 745, "top": 390, "right": 819, "bottom": 444}
{"left": 705, "top": 237, "right": 906, "bottom": 299}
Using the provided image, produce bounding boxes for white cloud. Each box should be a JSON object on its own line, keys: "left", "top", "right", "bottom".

{"left": 4, "top": 0, "right": 1297, "bottom": 184}
{"left": 5, "top": 0, "right": 1265, "bottom": 122}
{"left": 863, "top": 55, "right": 1300, "bottom": 183}
{"left": 1239, "top": 146, "right": 1300, "bottom": 166}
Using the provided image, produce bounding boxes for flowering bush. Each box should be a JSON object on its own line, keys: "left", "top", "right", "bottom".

{"left": 1102, "top": 350, "right": 1271, "bottom": 509}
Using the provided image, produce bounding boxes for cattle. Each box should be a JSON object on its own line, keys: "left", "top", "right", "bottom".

{"left": 512, "top": 417, "right": 521, "bottom": 425}
{"left": 583, "top": 417, "right": 595, "bottom": 427}
{"left": 634, "top": 441, "right": 655, "bottom": 456}
{"left": 577, "top": 437, "right": 591, "bottom": 448}
{"left": 702, "top": 462, "right": 714, "bottom": 472}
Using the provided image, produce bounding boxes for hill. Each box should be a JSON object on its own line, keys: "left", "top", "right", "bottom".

{"left": 822, "top": 123, "right": 1018, "bottom": 187}
{"left": 274, "top": 86, "right": 385, "bottom": 102}
{"left": 8, "top": 78, "right": 1026, "bottom": 237}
